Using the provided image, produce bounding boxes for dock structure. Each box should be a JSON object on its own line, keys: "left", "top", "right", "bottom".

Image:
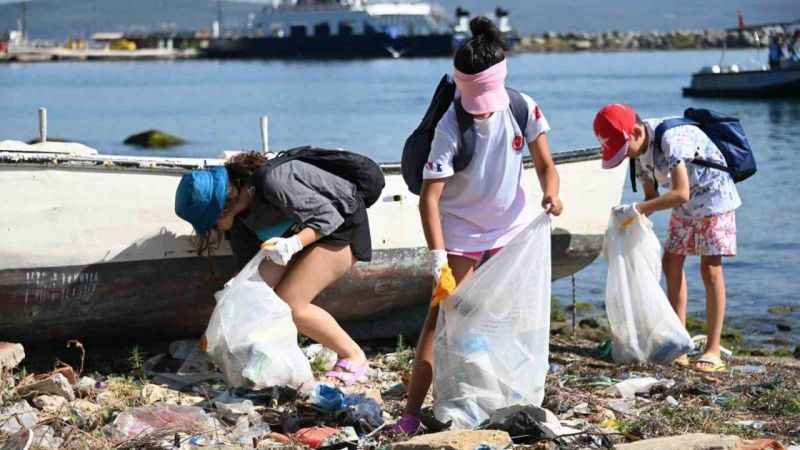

{"left": 1, "top": 29, "right": 206, "bottom": 63}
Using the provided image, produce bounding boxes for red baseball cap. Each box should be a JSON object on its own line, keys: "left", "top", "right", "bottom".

{"left": 594, "top": 104, "right": 637, "bottom": 169}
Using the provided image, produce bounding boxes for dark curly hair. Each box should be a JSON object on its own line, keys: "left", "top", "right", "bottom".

{"left": 454, "top": 16, "right": 507, "bottom": 75}
{"left": 225, "top": 151, "right": 269, "bottom": 190}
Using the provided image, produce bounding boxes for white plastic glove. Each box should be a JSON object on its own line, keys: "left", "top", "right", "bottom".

{"left": 612, "top": 203, "right": 640, "bottom": 228}
{"left": 262, "top": 235, "right": 303, "bottom": 266}
{"left": 430, "top": 249, "right": 449, "bottom": 284}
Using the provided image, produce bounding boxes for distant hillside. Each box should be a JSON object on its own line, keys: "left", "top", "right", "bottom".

{"left": 0, "top": 0, "right": 795, "bottom": 40}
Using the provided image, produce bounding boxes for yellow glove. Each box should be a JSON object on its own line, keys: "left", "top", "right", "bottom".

{"left": 430, "top": 265, "right": 456, "bottom": 308}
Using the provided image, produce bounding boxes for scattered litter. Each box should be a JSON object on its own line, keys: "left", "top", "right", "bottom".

{"left": 571, "top": 402, "right": 592, "bottom": 415}
{"left": 311, "top": 383, "right": 347, "bottom": 412}
{"left": 212, "top": 391, "right": 258, "bottom": 422}
{"left": 606, "top": 399, "right": 636, "bottom": 415}
{"left": 108, "top": 405, "right": 219, "bottom": 444}
{"left": 0, "top": 427, "right": 32, "bottom": 450}
{"left": 479, "top": 405, "right": 560, "bottom": 443}
{"left": 307, "top": 383, "right": 384, "bottom": 430}
{"left": 344, "top": 393, "right": 384, "bottom": 430}
{"left": 295, "top": 426, "right": 339, "bottom": 449}
{"left": 599, "top": 417, "right": 620, "bottom": 431}
{"left": 0, "top": 401, "right": 38, "bottom": 434}
{"left": 734, "top": 419, "right": 766, "bottom": 430}
{"left": 732, "top": 364, "right": 766, "bottom": 374}
{"left": 229, "top": 415, "right": 272, "bottom": 445}
{"left": 1, "top": 309, "right": 798, "bottom": 448}
{"left": 304, "top": 344, "right": 338, "bottom": 372}
{"left": 605, "top": 377, "right": 675, "bottom": 399}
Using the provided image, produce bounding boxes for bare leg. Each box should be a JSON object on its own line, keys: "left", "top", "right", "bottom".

{"left": 258, "top": 258, "right": 289, "bottom": 287}
{"left": 403, "top": 254, "right": 477, "bottom": 416}
{"left": 273, "top": 243, "right": 365, "bottom": 365}
{"left": 663, "top": 251, "right": 688, "bottom": 325}
{"left": 699, "top": 255, "right": 726, "bottom": 358}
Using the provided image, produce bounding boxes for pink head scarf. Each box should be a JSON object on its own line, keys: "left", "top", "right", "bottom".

{"left": 453, "top": 59, "right": 509, "bottom": 115}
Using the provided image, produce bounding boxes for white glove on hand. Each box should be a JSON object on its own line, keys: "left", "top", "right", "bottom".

{"left": 430, "top": 249, "right": 449, "bottom": 284}
{"left": 262, "top": 235, "right": 303, "bottom": 266}
{"left": 612, "top": 203, "right": 640, "bottom": 228}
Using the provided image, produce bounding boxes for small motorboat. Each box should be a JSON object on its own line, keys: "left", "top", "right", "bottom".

{"left": 683, "top": 60, "right": 800, "bottom": 98}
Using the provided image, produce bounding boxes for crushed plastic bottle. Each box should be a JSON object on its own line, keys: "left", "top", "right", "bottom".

{"left": 309, "top": 383, "right": 347, "bottom": 412}
{"left": 344, "top": 394, "right": 383, "bottom": 429}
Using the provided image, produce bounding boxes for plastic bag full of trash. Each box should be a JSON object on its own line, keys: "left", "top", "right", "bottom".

{"left": 204, "top": 249, "right": 313, "bottom": 389}
{"left": 602, "top": 210, "right": 693, "bottom": 365}
{"left": 433, "top": 213, "right": 552, "bottom": 430}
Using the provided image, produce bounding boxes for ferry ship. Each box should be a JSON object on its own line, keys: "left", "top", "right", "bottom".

{"left": 204, "top": 0, "right": 515, "bottom": 59}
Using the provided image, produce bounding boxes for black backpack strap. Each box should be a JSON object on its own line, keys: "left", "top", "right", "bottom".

{"left": 506, "top": 87, "right": 530, "bottom": 139}
{"left": 690, "top": 158, "right": 731, "bottom": 173}
{"left": 453, "top": 98, "right": 475, "bottom": 172}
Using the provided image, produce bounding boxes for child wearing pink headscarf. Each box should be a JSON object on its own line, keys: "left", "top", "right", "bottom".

{"left": 394, "top": 16, "right": 563, "bottom": 434}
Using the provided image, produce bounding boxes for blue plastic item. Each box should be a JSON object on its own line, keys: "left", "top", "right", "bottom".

{"left": 310, "top": 384, "right": 347, "bottom": 412}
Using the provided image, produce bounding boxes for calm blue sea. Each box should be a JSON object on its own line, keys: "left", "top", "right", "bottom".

{"left": 2, "top": 49, "right": 798, "bottom": 347}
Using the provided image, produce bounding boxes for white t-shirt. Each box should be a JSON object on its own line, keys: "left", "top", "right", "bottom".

{"left": 422, "top": 93, "right": 550, "bottom": 252}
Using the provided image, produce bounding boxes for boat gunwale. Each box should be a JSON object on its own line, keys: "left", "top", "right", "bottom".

{"left": 0, "top": 147, "right": 602, "bottom": 175}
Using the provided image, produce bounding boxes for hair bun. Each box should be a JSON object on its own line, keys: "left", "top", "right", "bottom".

{"left": 469, "top": 16, "right": 502, "bottom": 43}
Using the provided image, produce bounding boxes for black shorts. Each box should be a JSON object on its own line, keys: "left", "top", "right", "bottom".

{"left": 322, "top": 204, "right": 372, "bottom": 262}
{"left": 228, "top": 207, "right": 372, "bottom": 269}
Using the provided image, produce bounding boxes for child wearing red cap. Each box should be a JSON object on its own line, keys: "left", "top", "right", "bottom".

{"left": 594, "top": 104, "right": 741, "bottom": 373}
{"left": 393, "top": 17, "right": 563, "bottom": 435}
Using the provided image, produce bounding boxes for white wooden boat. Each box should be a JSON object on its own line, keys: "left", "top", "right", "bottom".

{"left": 0, "top": 142, "right": 626, "bottom": 344}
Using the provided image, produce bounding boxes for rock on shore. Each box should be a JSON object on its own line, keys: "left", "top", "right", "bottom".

{"left": 516, "top": 28, "right": 764, "bottom": 53}
{"left": 123, "top": 129, "right": 185, "bottom": 148}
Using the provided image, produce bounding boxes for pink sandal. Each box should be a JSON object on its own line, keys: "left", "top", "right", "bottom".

{"left": 325, "top": 359, "right": 369, "bottom": 385}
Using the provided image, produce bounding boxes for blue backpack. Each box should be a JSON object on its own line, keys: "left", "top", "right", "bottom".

{"left": 401, "top": 74, "right": 529, "bottom": 195}
{"left": 632, "top": 108, "right": 757, "bottom": 192}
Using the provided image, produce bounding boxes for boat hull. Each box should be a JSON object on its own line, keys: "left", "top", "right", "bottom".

{"left": 683, "top": 68, "right": 800, "bottom": 98}
{"left": 0, "top": 149, "right": 624, "bottom": 344}
{"left": 204, "top": 33, "right": 454, "bottom": 59}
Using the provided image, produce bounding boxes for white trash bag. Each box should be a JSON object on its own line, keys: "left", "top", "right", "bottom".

{"left": 433, "top": 213, "right": 552, "bottom": 430}
{"left": 603, "top": 211, "right": 693, "bottom": 364}
{"left": 204, "top": 249, "right": 313, "bottom": 389}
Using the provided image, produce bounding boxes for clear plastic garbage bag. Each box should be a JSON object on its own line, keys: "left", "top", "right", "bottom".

{"left": 204, "top": 249, "right": 313, "bottom": 389}
{"left": 603, "top": 211, "right": 694, "bottom": 365}
{"left": 433, "top": 213, "right": 552, "bottom": 430}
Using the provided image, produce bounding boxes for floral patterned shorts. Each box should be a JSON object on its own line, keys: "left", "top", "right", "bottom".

{"left": 665, "top": 211, "right": 737, "bottom": 256}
